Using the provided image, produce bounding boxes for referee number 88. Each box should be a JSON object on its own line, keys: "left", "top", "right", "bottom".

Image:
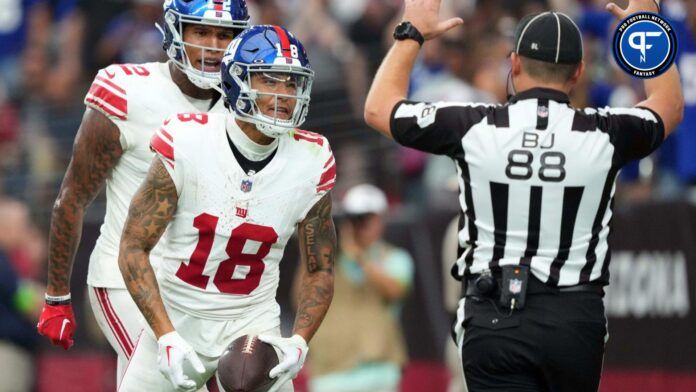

{"left": 505, "top": 150, "right": 566, "bottom": 182}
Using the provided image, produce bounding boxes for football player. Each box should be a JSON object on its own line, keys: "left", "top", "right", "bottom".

{"left": 117, "top": 25, "right": 336, "bottom": 392}
{"left": 37, "top": 0, "right": 250, "bottom": 385}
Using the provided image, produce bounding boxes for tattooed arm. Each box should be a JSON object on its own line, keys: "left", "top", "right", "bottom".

{"left": 119, "top": 158, "right": 177, "bottom": 338}
{"left": 293, "top": 193, "right": 336, "bottom": 342}
{"left": 47, "top": 108, "right": 123, "bottom": 296}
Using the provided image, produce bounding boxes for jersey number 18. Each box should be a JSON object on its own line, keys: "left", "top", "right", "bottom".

{"left": 176, "top": 214, "right": 278, "bottom": 295}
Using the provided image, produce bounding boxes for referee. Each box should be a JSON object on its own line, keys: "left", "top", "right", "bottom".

{"left": 364, "top": 0, "right": 683, "bottom": 391}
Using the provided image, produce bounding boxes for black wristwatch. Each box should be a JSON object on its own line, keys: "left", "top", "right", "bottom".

{"left": 393, "top": 21, "right": 425, "bottom": 46}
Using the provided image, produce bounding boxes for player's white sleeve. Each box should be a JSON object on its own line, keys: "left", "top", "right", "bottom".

{"left": 298, "top": 137, "right": 336, "bottom": 220}
{"left": 150, "top": 117, "right": 186, "bottom": 194}
{"left": 84, "top": 65, "right": 132, "bottom": 148}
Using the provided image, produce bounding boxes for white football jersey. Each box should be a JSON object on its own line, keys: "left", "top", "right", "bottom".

{"left": 150, "top": 113, "right": 336, "bottom": 321}
{"left": 84, "top": 62, "right": 227, "bottom": 288}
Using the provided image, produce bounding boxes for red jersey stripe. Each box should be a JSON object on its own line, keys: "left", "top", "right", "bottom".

{"left": 316, "top": 181, "right": 335, "bottom": 193}
{"left": 88, "top": 84, "right": 127, "bottom": 115}
{"left": 318, "top": 163, "right": 337, "bottom": 187}
{"left": 160, "top": 128, "right": 173, "bottom": 142}
{"left": 95, "top": 75, "right": 126, "bottom": 95}
{"left": 85, "top": 96, "right": 127, "bottom": 120}
{"left": 150, "top": 133, "right": 174, "bottom": 161}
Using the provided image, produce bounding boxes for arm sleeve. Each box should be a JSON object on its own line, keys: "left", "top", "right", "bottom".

{"left": 389, "top": 100, "right": 491, "bottom": 157}
{"left": 601, "top": 106, "right": 665, "bottom": 165}
{"left": 84, "top": 65, "right": 133, "bottom": 150}
{"left": 84, "top": 67, "right": 128, "bottom": 122}
{"left": 150, "top": 119, "right": 186, "bottom": 195}
{"left": 298, "top": 136, "right": 335, "bottom": 221}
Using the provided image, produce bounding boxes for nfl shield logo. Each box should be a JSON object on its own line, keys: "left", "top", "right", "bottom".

{"left": 509, "top": 278, "right": 522, "bottom": 295}
{"left": 537, "top": 105, "right": 549, "bottom": 118}
{"left": 240, "top": 179, "right": 253, "bottom": 193}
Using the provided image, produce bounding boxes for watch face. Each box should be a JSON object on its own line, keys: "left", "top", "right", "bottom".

{"left": 394, "top": 22, "right": 423, "bottom": 44}
{"left": 396, "top": 22, "right": 414, "bottom": 36}
{"left": 396, "top": 22, "right": 409, "bottom": 34}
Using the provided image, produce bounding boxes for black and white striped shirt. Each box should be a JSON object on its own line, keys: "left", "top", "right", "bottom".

{"left": 391, "top": 88, "right": 664, "bottom": 287}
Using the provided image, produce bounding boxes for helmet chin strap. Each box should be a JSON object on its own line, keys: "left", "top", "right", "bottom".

{"left": 232, "top": 107, "right": 291, "bottom": 139}
{"left": 185, "top": 71, "right": 217, "bottom": 90}
{"left": 256, "top": 122, "right": 290, "bottom": 138}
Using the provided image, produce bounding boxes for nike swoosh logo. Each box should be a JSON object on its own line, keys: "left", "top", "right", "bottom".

{"left": 166, "top": 346, "right": 173, "bottom": 366}
{"left": 59, "top": 319, "right": 71, "bottom": 341}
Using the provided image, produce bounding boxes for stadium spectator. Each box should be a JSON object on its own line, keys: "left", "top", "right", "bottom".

{"left": 93, "top": 0, "right": 165, "bottom": 66}
{"left": 0, "top": 198, "right": 43, "bottom": 392}
{"left": 305, "top": 184, "right": 414, "bottom": 392}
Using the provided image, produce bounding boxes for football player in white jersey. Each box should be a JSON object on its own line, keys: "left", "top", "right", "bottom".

{"left": 117, "top": 25, "right": 336, "bottom": 392}
{"left": 37, "top": 0, "right": 250, "bottom": 385}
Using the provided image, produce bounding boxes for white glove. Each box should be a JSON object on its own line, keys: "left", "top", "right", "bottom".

{"left": 157, "top": 331, "right": 206, "bottom": 392}
{"left": 257, "top": 334, "right": 308, "bottom": 392}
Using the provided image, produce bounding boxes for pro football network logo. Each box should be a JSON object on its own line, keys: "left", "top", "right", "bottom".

{"left": 612, "top": 12, "right": 677, "bottom": 78}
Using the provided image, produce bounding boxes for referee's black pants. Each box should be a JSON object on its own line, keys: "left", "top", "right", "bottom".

{"left": 457, "top": 279, "right": 607, "bottom": 392}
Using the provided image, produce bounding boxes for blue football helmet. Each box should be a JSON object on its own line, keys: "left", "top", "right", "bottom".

{"left": 221, "top": 25, "right": 314, "bottom": 138}
{"left": 160, "top": 0, "right": 250, "bottom": 89}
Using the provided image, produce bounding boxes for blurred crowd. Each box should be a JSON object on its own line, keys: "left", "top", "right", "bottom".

{"left": 2, "top": 0, "right": 696, "bottom": 224}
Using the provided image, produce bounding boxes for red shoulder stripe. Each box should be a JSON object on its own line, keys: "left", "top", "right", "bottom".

{"left": 86, "top": 77, "right": 127, "bottom": 120}
{"left": 85, "top": 97, "right": 126, "bottom": 120}
{"left": 150, "top": 132, "right": 174, "bottom": 162}
{"left": 95, "top": 76, "right": 126, "bottom": 95}
{"left": 316, "top": 162, "right": 336, "bottom": 193}
{"left": 317, "top": 181, "right": 335, "bottom": 193}
{"left": 160, "top": 128, "right": 173, "bottom": 142}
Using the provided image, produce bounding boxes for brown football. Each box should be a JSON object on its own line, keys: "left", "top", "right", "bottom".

{"left": 216, "top": 335, "right": 279, "bottom": 392}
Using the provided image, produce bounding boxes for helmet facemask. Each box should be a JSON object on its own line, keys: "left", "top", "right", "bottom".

{"left": 228, "top": 64, "right": 314, "bottom": 138}
{"left": 161, "top": 9, "right": 247, "bottom": 89}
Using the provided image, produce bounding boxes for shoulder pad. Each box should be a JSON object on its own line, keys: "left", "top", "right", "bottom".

{"left": 84, "top": 64, "right": 153, "bottom": 121}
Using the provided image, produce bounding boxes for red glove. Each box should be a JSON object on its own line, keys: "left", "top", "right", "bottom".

{"left": 37, "top": 303, "right": 76, "bottom": 350}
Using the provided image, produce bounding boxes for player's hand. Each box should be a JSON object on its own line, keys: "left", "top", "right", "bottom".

{"left": 157, "top": 331, "right": 206, "bottom": 392}
{"left": 606, "top": 0, "right": 660, "bottom": 21}
{"left": 258, "top": 334, "right": 308, "bottom": 392}
{"left": 403, "top": 0, "right": 463, "bottom": 41}
{"left": 37, "top": 302, "right": 76, "bottom": 350}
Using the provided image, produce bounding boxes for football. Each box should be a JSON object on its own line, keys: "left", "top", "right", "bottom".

{"left": 216, "top": 335, "right": 279, "bottom": 392}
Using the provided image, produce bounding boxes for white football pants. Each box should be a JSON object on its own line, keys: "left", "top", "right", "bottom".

{"left": 88, "top": 286, "right": 144, "bottom": 386}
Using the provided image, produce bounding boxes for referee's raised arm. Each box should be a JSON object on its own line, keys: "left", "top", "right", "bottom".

{"left": 607, "top": 0, "right": 684, "bottom": 136}
{"left": 363, "top": 0, "right": 463, "bottom": 137}
{"left": 362, "top": 0, "right": 684, "bottom": 391}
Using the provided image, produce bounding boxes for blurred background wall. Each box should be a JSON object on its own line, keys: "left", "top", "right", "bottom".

{"left": 1, "top": 0, "right": 695, "bottom": 391}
